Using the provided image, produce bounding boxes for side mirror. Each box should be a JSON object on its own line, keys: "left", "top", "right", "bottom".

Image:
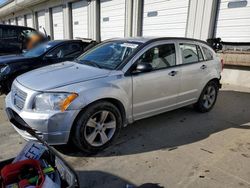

{"left": 135, "top": 62, "right": 153, "bottom": 73}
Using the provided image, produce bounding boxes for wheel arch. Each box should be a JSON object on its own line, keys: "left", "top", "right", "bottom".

{"left": 207, "top": 77, "right": 221, "bottom": 88}
{"left": 69, "top": 97, "right": 127, "bottom": 143}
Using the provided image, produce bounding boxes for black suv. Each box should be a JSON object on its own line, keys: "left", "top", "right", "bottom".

{"left": 0, "top": 24, "right": 49, "bottom": 55}
{"left": 0, "top": 39, "right": 98, "bottom": 94}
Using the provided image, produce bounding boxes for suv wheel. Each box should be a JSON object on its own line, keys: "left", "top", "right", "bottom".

{"left": 72, "top": 101, "right": 122, "bottom": 153}
{"left": 194, "top": 81, "right": 219, "bottom": 113}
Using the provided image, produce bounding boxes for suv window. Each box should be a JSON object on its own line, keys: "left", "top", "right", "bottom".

{"left": 47, "top": 43, "right": 82, "bottom": 58}
{"left": 137, "top": 43, "right": 176, "bottom": 70}
{"left": 2, "top": 28, "right": 18, "bottom": 39}
{"left": 202, "top": 46, "right": 214, "bottom": 61}
{"left": 180, "top": 43, "right": 202, "bottom": 64}
{"left": 0, "top": 28, "right": 2, "bottom": 39}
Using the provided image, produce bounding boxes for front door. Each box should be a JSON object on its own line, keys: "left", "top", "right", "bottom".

{"left": 132, "top": 42, "right": 181, "bottom": 120}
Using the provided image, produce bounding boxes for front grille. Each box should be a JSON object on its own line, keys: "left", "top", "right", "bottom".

{"left": 11, "top": 84, "right": 27, "bottom": 110}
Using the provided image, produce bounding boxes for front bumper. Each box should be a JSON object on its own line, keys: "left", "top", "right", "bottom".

{"left": 5, "top": 93, "right": 80, "bottom": 145}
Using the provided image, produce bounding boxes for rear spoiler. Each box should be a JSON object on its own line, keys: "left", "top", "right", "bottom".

{"left": 207, "top": 38, "right": 250, "bottom": 52}
{"left": 75, "top": 38, "right": 99, "bottom": 52}
{"left": 75, "top": 37, "right": 96, "bottom": 43}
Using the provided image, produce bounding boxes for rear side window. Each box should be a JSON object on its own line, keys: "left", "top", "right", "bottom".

{"left": 202, "top": 46, "right": 214, "bottom": 61}
{"left": 2, "top": 28, "right": 17, "bottom": 39}
{"left": 180, "top": 43, "right": 203, "bottom": 64}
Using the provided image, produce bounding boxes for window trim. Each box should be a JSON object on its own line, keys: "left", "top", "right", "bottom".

{"left": 197, "top": 45, "right": 205, "bottom": 62}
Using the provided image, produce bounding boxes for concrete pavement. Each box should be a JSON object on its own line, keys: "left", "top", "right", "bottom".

{"left": 0, "top": 85, "right": 250, "bottom": 188}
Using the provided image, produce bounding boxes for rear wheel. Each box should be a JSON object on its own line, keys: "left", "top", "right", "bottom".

{"left": 194, "top": 81, "right": 219, "bottom": 113}
{"left": 72, "top": 101, "right": 122, "bottom": 153}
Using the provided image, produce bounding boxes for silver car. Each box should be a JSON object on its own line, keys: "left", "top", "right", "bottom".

{"left": 5, "top": 37, "right": 222, "bottom": 153}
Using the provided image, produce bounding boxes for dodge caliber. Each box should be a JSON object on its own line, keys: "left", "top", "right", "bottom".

{"left": 5, "top": 37, "right": 223, "bottom": 153}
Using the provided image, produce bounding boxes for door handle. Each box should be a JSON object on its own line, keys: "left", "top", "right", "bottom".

{"left": 168, "top": 70, "right": 178, "bottom": 76}
{"left": 200, "top": 65, "right": 207, "bottom": 70}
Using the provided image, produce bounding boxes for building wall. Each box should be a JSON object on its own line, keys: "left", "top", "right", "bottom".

{"left": 0, "top": 0, "right": 219, "bottom": 42}
{"left": 0, "top": 0, "right": 248, "bottom": 43}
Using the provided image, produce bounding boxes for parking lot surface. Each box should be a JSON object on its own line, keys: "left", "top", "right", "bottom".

{"left": 0, "top": 84, "right": 250, "bottom": 188}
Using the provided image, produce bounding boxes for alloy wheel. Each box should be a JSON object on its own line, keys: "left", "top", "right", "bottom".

{"left": 202, "top": 85, "right": 216, "bottom": 109}
{"left": 84, "top": 110, "right": 116, "bottom": 147}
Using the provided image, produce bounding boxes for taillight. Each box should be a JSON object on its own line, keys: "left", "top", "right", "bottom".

{"left": 221, "top": 59, "right": 224, "bottom": 70}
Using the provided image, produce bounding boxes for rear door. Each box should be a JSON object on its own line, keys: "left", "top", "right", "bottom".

{"left": 177, "top": 42, "right": 207, "bottom": 105}
{"left": 132, "top": 41, "right": 181, "bottom": 120}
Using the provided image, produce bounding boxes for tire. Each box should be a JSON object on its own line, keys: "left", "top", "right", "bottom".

{"left": 194, "top": 81, "right": 219, "bottom": 113}
{"left": 72, "top": 101, "right": 122, "bottom": 153}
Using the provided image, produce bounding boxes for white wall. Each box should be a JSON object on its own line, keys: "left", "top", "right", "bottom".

{"left": 0, "top": 0, "right": 248, "bottom": 43}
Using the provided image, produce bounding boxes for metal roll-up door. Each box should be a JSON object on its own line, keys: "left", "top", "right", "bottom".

{"left": 26, "top": 14, "right": 33, "bottom": 28}
{"left": 215, "top": 0, "right": 250, "bottom": 42}
{"left": 143, "top": 0, "right": 189, "bottom": 37}
{"left": 72, "top": 1, "right": 89, "bottom": 39}
{"left": 10, "top": 18, "right": 15, "bottom": 25}
{"left": 52, "top": 6, "right": 64, "bottom": 39}
{"left": 37, "top": 10, "right": 46, "bottom": 33}
{"left": 100, "top": 0, "right": 126, "bottom": 40}
{"left": 17, "top": 16, "right": 25, "bottom": 26}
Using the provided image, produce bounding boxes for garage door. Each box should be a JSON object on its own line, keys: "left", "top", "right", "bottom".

{"left": 26, "top": 14, "right": 33, "bottom": 28}
{"left": 37, "top": 10, "right": 46, "bottom": 33}
{"left": 17, "top": 16, "right": 25, "bottom": 26}
{"left": 143, "top": 0, "right": 189, "bottom": 37}
{"left": 10, "top": 18, "right": 15, "bottom": 25}
{"left": 215, "top": 0, "right": 250, "bottom": 42}
{"left": 100, "top": 0, "right": 126, "bottom": 40}
{"left": 72, "top": 1, "right": 88, "bottom": 39}
{"left": 52, "top": 6, "right": 64, "bottom": 39}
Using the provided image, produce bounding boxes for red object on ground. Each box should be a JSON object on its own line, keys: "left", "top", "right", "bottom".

{"left": 1, "top": 159, "right": 45, "bottom": 188}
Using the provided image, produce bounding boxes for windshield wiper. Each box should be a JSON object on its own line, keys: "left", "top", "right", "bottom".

{"left": 76, "top": 59, "right": 102, "bottom": 69}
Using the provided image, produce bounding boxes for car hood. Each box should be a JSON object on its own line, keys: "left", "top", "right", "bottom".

{"left": 0, "top": 54, "right": 32, "bottom": 65}
{"left": 17, "top": 61, "right": 111, "bottom": 91}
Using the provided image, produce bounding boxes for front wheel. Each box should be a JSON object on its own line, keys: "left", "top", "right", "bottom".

{"left": 72, "top": 101, "right": 122, "bottom": 153}
{"left": 194, "top": 81, "right": 219, "bottom": 113}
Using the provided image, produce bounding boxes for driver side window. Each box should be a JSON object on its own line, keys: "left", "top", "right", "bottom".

{"left": 46, "top": 43, "right": 82, "bottom": 59}
{"left": 137, "top": 43, "right": 176, "bottom": 70}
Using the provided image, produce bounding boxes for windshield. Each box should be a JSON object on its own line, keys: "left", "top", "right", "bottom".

{"left": 23, "top": 43, "right": 53, "bottom": 57}
{"left": 21, "top": 29, "right": 40, "bottom": 38}
{"left": 76, "top": 41, "right": 141, "bottom": 70}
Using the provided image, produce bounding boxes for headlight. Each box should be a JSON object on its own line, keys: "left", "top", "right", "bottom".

{"left": 0, "top": 65, "right": 10, "bottom": 75}
{"left": 33, "top": 92, "right": 78, "bottom": 112}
